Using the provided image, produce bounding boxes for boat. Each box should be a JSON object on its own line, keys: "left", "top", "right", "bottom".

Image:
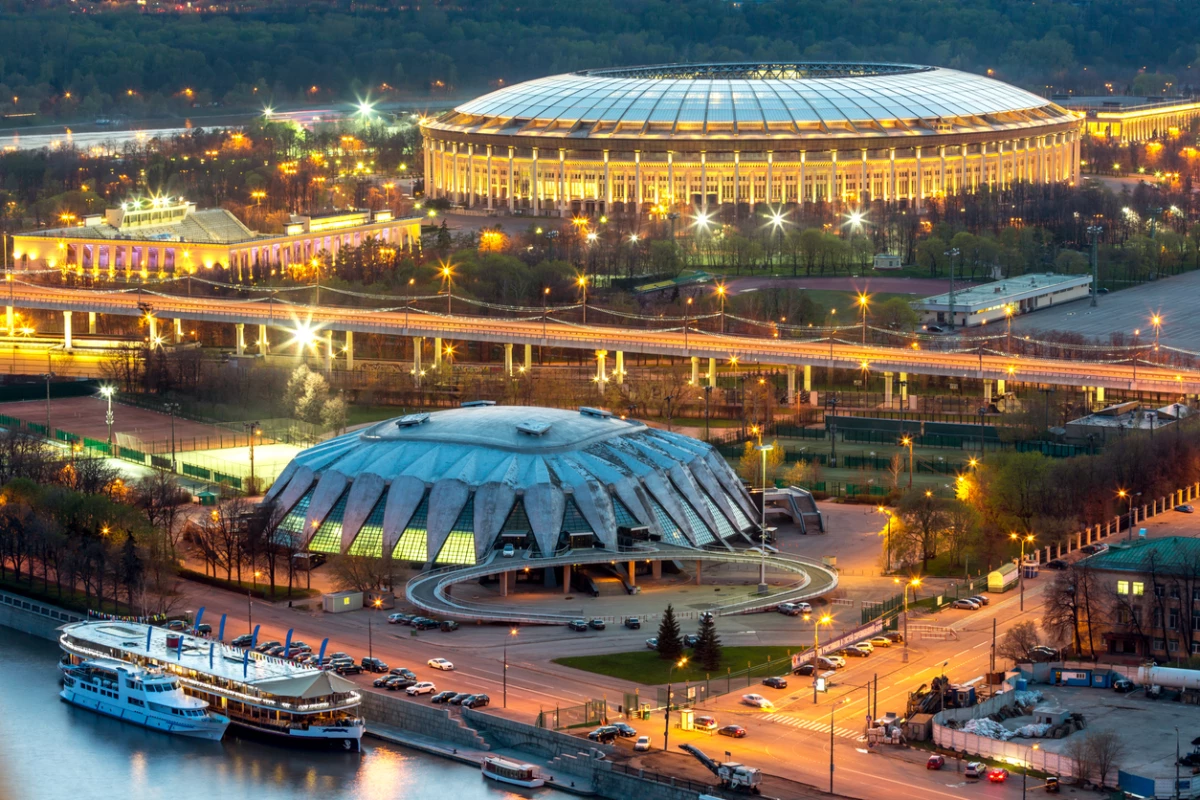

{"left": 481, "top": 756, "right": 545, "bottom": 788}
{"left": 59, "top": 658, "right": 229, "bottom": 740}
{"left": 59, "top": 621, "right": 364, "bottom": 751}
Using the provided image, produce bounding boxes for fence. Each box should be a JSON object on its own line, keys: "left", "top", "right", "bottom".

{"left": 610, "top": 762, "right": 724, "bottom": 797}
{"left": 861, "top": 575, "right": 989, "bottom": 625}
{"left": 535, "top": 698, "right": 608, "bottom": 730}
{"left": 933, "top": 691, "right": 1078, "bottom": 781}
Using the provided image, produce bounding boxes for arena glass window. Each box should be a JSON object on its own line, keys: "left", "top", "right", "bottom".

{"left": 648, "top": 497, "right": 689, "bottom": 547}
{"left": 392, "top": 494, "right": 430, "bottom": 562}
{"left": 699, "top": 489, "right": 738, "bottom": 541}
{"left": 273, "top": 488, "right": 314, "bottom": 547}
{"left": 308, "top": 489, "right": 350, "bottom": 553}
{"left": 613, "top": 497, "right": 642, "bottom": 528}
{"left": 347, "top": 495, "right": 387, "bottom": 558}
{"left": 436, "top": 496, "right": 476, "bottom": 565}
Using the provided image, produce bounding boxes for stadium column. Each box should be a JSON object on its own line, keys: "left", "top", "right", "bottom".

{"left": 345, "top": 331, "right": 354, "bottom": 371}
{"left": 1073, "top": 132, "right": 1081, "bottom": 183}
{"left": 938, "top": 146, "right": 947, "bottom": 196}
{"left": 829, "top": 149, "right": 837, "bottom": 207}
{"left": 1096, "top": 386, "right": 1105, "bottom": 404}
{"left": 531, "top": 148, "right": 539, "bottom": 216}
{"left": 1038, "top": 136, "right": 1047, "bottom": 185}
{"left": 423, "top": 140, "right": 432, "bottom": 198}
{"left": 596, "top": 350, "right": 607, "bottom": 392}
{"left": 733, "top": 151, "right": 741, "bottom": 214}
{"left": 562, "top": 564, "right": 571, "bottom": 594}
{"left": 235, "top": 323, "right": 245, "bottom": 356}
{"left": 628, "top": 561, "right": 636, "bottom": 588}
{"left": 558, "top": 149, "right": 566, "bottom": 218}
{"left": 803, "top": 365, "right": 812, "bottom": 392}
{"left": 466, "top": 144, "right": 474, "bottom": 208}
{"left": 433, "top": 337, "right": 442, "bottom": 369}
{"left": 690, "top": 356, "right": 699, "bottom": 386}
{"left": 860, "top": 149, "right": 868, "bottom": 202}
{"left": 147, "top": 314, "right": 158, "bottom": 344}
{"left": 486, "top": 145, "right": 493, "bottom": 211}
{"left": 708, "top": 357, "right": 717, "bottom": 388}
{"left": 524, "top": 343, "right": 532, "bottom": 372}
{"left": 412, "top": 337, "right": 422, "bottom": 383}
{"left": 800, "top": 150, "right": 809, "bottom": 204}
{"left": 62, "top": 311, "right": 72, "bottom": 350}
{"left": 787, "top": 365, "right": 797, "bottom": 405}
{"left": 884, "top": 372, "right": 893, "bottom": 406}
{"left": 258, "top": 324, "right": 268, "bottom": 355}
{"left": 888, "top": 148, "right": 896, "bottom": 202}
{"left": 997, "top": 379, "right": 1005, "bottom": 394}
{"left": 746, "top": 152, "right": 754, "bottom": 209}
{"left": 88, "top": 312, "right": 96, "bottom": 334}
{"left": 504, "top": 343, "right": 513, "bottom": 377}
{"left": 766, "top": 150, "right": 773, "bottom": 206}
{"left": 984, "top": 379, "right": 993, "bottom": 403}
{"left": 507, "top": 147, "right": 515, "bottom": 213}
{"left": 915, "top": 147, "right": 924, "bottom": 210}
{"left": 700, "top": 151, "right": 708, "bottom": 213}
{"left": 449, "top": 142, "right": 458, "bottom": 201}
{"left": 324, "top": 330, "right": 333, "bottom": 374}
{"left": 635, "top": 150, "right": 643, "bottom": 208}
{"left": 173, "top": 318, "right": 183, "bottom": 344}
{"left": 615, "top": 351, "right": 624, "bottom": 384}
{"left": 667, "top": 151, "right": 675, "bottom": 208}
{"left": 604, "top": 150, "right": 612, "bottom": 214}
{"left": 961, "top": 145, "right": 968, "bottom": 193}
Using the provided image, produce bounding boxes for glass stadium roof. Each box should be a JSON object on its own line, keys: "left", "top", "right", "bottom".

{"left": 437, "top": 62, "right": 1071, "bottom": 139}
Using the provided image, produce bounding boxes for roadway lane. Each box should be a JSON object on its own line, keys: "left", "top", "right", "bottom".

{"left": 8, "top": 283, "right": 1198, "bottom": 392}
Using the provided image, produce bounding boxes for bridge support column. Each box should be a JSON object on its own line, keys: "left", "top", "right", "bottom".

{"left": 258, "top": 324, "right": 268, "bottom": 354}
{"left": 652, "top": 560, "right": 662, "bottom": 579}
{"left": 787, "top": 365, "right": 797, "bottom": 404}
{"left": 1096, "top": 386, "right": 1105, "bottom": 404}
{"left": 803, "top": 365, "right": 812, "bottom": 392}
{"left": 324, "top": 330, "right": 333, "bottom": 374}
{"left": 628, "top": 561, "right": 637, "bottom": 588}
{"left": 524, "top": 344, "right": 532, "bottom": 373}
{"left": 500, "top": 571, "right": 509, "bottom": 597}
{"left": 690, "top": 356, "right": 699, "bottom": 386}
{"left": 4, "top": 306, "right": 11, "bottom": 336}
{"left": 709, "top": 358, "right": 717, "bottom": 388}
{"left": 983, "top": 379, "right": 993, "bottom": 403}
{"left": 62, "top": 311, "right": 72, "bottom": 350}
{"left": 615, "top": 351, "right": 624, "bottom": 384}
{"left": 562, "top": 564, "right": 571, "bottom": 594}
{"left": 596, "top": 350, "right": 608, "bottom": 392}
{"left": 997, "top": 379, "right": 1006, "bottom": 395}
{"left": 412, "top": 337, "right": 423, "bottom": 384}
{"left": 433, "top": 337, "right": 442, "bottom": 369}
{"left": 88, "top": 312, "right": 96, "bottom": 335}
{"left": 173, "top": 318, "right": 183, "bottom": 344}
{"left": 884, "top": 372, "right": 894, "bottom": 406}
{"left": 235, "top": 323, "right": 245, "bottom": 356}
{"left": 899, "top": 372, "right": 908, "bottom": 404}
{"left": 344, "top": 331, "right": 354, "bottom": 371}
{"left": 147, "top": 316, "right": 158, "bottom": 345}
{"left": 504, "top": 343, "right": 513, "bottom": 376}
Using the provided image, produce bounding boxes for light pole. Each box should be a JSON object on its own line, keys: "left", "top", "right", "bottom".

{"left": 440, "top": 263, "right": 454, "bottom": 316}
{"left": 663, "top": 656, "right": 688, "bottom": 752}
{"left": 368, "top": 597, "right": 382, "bottom": 660}
{"left": 243, "top": 421, "right": 261, "bottom": 495}
{"left": 944, "top": 248, "right": 960, "bottom": 328}
{"left": 704, "top": 384, "right": 713, "bottom": 441}
{"left": 900, "top": 435, "right": 914, "bottom": 489}
{"left": 716, "top": 283, "right": 727, "bottom": 333}
{"left": 1005, "top": 305, "right": 1014, "bottom": 353}
{"left": 804, "top": 612, "right": 832, "bottom": 703}
{"left": 877, "top": 506, "right": 893, "bottom": 572}
{"left": 1119, "top": 489, "right": 1143, "bottom": 538}
{"left": 857, "top": 293, "right": 869, "bottom": 345}
{"left": 895, "top": 577, "right": 920, "bottom": 663}
{"left": 577, "top": 275, "right": 588, "bottom": 324}
{"left": 1022, "top": 743, "right": 1040, "bottom": 800}
{"left": 684, "top": 297, "right": 693, "bottom": 351}
{"left": 100, "top": 384, "right": 115, "bottom": 452}
{"left": 1088, "top": 224, "right": 1102, "bottom": 307}
{"left": 756, "top": 443, "right": 773, "bottom": 594}
{"left": 1152, "top": 314, "right": 1163, "bottom": 364}
{"left": 542, "top": 286, "right": 550, "bottom": 340}
{"left": 504, "top": 627, "right": 518, "bottom": 708}
{"left": 165, "top": 402, "right": 179, "bottom": 473}
{"left": 1010, "top": 532, "right": 1034, "bottom": 612}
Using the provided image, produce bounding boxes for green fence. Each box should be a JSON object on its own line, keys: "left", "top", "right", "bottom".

{"left": 860, "top": 575, "right": 990, "bottom": 624}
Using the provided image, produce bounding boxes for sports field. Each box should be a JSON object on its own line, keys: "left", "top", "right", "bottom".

{"left": 0, "top": 395, "right": 233, "bottom": 450}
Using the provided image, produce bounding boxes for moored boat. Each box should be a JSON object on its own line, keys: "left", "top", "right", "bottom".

{"left": 481, "top": 756, "right": 545, "bottom": 788}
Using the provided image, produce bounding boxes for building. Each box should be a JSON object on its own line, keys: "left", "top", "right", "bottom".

{"left": 873, "top": 253, "right": 902, "bottom": 270}
{"left": 262, "top": 405, "right": 758, "bottom": 568}
{"left": 915, "top": 272, "right": 1092, "bottom": 328}
{"left": 12, "top": 198, "right": 422, "bottom": 278}
{"left": 420, "top": 62, "right": 1082, "bottom": 217}
{"left": 1085, "top": 537, "right": 1200, "bottom": 660}
{"left": 1059, "top": 95, "right": 1200, "bottom": 145}
{"left": 1064, "top": 401, "right": 1189, "bottom": 446}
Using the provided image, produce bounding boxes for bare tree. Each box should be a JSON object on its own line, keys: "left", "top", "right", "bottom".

{"left": 1088, "top": 731, "right": 1125, "bottom": 788}
{"left": 1042, "top": 562, "right": 1106, "bottom": 656}
{"left": 328, "top": 554, "right": 403, "bottom": 593}
{"left": 1065, "top": 736, "right": 1095, "bottom": 786}
{"left": 997, "top": 620, "right": 1041, "bottom": 664}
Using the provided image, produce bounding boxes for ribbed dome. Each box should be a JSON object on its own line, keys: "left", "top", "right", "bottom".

{"left": 264, "top": 406, "right": 758, "bottom": 566}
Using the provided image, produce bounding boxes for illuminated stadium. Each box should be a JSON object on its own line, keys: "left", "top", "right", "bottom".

{"left": 421, "top": 62, "right": 1082, "bottom": 216}
{"left": 263, "top": 405, "right": 760, "bottom": 567}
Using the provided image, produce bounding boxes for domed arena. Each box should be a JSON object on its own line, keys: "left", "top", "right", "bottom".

{"left": 263, "top": 405, "right": 759, "bottom": 567}
{"left": 421, "top": 62, "right": 1081, "bottom": 215}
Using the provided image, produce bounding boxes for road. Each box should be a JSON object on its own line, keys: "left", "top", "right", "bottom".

{"left": 7, "top": 282, "right": 1198, "bottom": 393}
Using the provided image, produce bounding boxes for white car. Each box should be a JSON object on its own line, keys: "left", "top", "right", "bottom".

{"left": 824, "top": 654, "right": 846, "bottom": 668}
{"left": 853, "top": 641, "right": 874, "bottom": 654}
{"left": 951, "top": 599, "right": 980, "bottom": 610}
{"left": 427, "top": 658, "right": 455, "bottom": 671}
{"left": 741, "top": 693, "right": 774, "bottom": 710}
{"left": 795, "top": 602, "right": 813, "bottom": 614}
{"left": 634, "top": 735, "right": 651, "bottom": 752}
{"left": 387, "top": 612, "right": 406, "bottom": 624}
{"left": 502, "top": 543, "right": 515, "bottom": 558}
{"left": 406, "top": 681, "right": 437, "bottom": 695}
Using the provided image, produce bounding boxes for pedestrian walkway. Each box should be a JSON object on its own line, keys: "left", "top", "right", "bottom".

{"left": 763, "top": 712, "right": 865, "bottom": 741}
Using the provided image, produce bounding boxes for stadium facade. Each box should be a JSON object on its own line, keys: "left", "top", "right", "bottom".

{"left": 263, "top": 406, "right": 759, "bottom": 567}
{"left": 420, "top": 62, "right": 1082, "bottom": 216}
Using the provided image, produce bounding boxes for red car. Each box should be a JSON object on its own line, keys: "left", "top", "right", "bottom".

{"left": 987, "top": 768, "right": 1009, "bottom": 783}
{"left": 926, "top": 755, "right": 945, "bottom": 770}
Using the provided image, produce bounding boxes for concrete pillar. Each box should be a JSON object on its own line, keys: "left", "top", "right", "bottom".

{"left": 4, "top": 306, "right": 11, "bottom": 335}
{"left": 173, "top": 318, "right": 183, "bottom": 344}
{"left": 500, "top": 571, "right": 508, "bottom": 597}
{"left": 803, "top": 365, "right": 812, "bottom": 392}
{"left": 708, "top": 358, "right": 717, "bottom": 388}
{"left": 652, "top": 560, "right": 662, "bottom": 580}
{"left": 563, "top": 563, "right": 571, "bottom": 594}
{"left": 596, "top": 350, "right": 607, "bottom": 391}
{"left": 433, "top": 337, "right": 442, "bottom": 369}
{"left": 997, "top": 379, "right": 1006, "bottom": 395}
{"left": 899, "top": 372, "right": 908, "bottom": 403}
{"left": 324, "top": 330, "right": 333, "bottom": 374}
{"left": 884, "top": 372, "right": 894, "bottom": 405}
{"left": 787, "top": 365, "right": 797, "bottom": 404}
{"left": 87, "top": 311, "right": 96, "bottom": 335}
{"left": 235, "top": 323, "right": 245, "bottom": 356}
{"left": 147, "top": 315, "right": 158, "bottom": 345}
{"left": 345, "top": 331, "right": 354, "bottom": 371}
{"left": 524, "top": 344, "right": 532, "bottom": 372}
{"left": 1085, "top": 527, "right": 1092, "bottom": 545}
{"left": 412, "top": 337, "right": 423, "bottom": 382}
{"left": 984, "top": 380, "right": 993, "bottom": 402}
{"left": 504, "top": 343, "right": 513, "bottom": 376}
{"left": 1096, "top": 386, "right": 1105, "bottom": 404}
{"left": 615, "top": 351, "right": 624, "bottom": 384}
{"left": 63, "top": 311, "right": 72, "bottom": 350}
{"left": 258, "top": 324, "right": 268, "bottom": 355}
{"left": 695, "top": 560, "right": 702, "bottom": 585}
{"left": 628, "top": 561, "right": 637, "bottom": 588}
{"left": 690, "top": 356, "right": 699, "bottom": 385}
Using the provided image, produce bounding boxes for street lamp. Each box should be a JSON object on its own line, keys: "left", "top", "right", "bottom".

{"left": 894, "top": 577, "right": 921, "bottom": 662}
{"left": 368, "top": 597, "right": 382, "bottom": 660}
{"left": 715, "top": 283, "right": 727, "bottom": 333}
{"left": 99, "top": 384, "right": 115, "bottom": 451}
{"left": 877, "top": 506, "right": 893, "bottom": 572}
{"left": 440, "top": 263, "right": 454, "bottom": 315}
{"left": 165, "top": 402, "right": 180, "bottom": 472}
{"left": 1151, "top": 314, "right": 1163, "bottom": 363}
{"left": 857, "top": 293, "right": 869, "bottom": 345}
{"left": 803, "top": 612, "right": 833, "bottom": 703}
{"left": 577, "top": 275, "right": 588, "bottom": 324}
{"left": 756, "top": 443, "right": 774, "bottom": 594}
{"left": 504, "top": 627, "right": 518, "bottom": 708}
{"left": 1119, "top": 489, "right": 1143, "bottom": 539}
{"left": 900, "top": 436, "right": 914, "bottom": 489}
{"left": 1022, "top": 743, "right": 1040, "bottom": 800}
{"left": 684, "top": 297, "right": 693, "bottom": 351}
{"left": 1010, "top": 532, "right": 1034, "bottom": 611}
{"left": 243, "top": 421, "right": 261, "bottom": 495}
{"left": 663, "top": 656, "right": 688, "bottom": 751}
{"left": 1005, "top": 305, "right": 1014, "bottom": 353}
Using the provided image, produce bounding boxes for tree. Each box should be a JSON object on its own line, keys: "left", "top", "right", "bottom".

{"left": 1042, "top": 563, "right": 1105, "bottom": 655}
{"left": 874, "top": 297, "right": 920, "bottom": 331}
{"left": 119, "top": 531, "right": 144, "bottom": 614}
{"left": 1087, "top": 730, "right": 1125, "bottom": 789}
{"left": 320, "top": 395, "right": 348, "bottom": 433}
{"left": 693, "top": 614, "right": 722, "bottom": 671}
{"left": 996, "top": 620, "right": 1041, "bottom": 664}
{"left": 737, "top": 439, "right": 784, "bottom": 486}
{"left": 328, "top": 554, "right": 401, "bottom": 592}
{"left": 656, "top": 604, "right": 684, "bottom": 661}
{"left": 897, "top": 488, "right": 948, "bottom": 569}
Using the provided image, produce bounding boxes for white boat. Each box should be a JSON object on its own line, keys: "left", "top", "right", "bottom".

{"left": 60, "top": 621, "right": 364, "bottom": 751}
{"left": 481, "top": 756, "right": 545, "bottom": 788}
{"left": 59, "top": 658, "right": 229, "bottom": 741}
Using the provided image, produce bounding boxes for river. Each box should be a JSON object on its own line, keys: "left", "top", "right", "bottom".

{"left": 0, "top": 628, "right": 524, "bottom": 800}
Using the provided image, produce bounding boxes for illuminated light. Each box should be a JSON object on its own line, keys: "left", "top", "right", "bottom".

{"left": 692, "top": 211, "right": 712, "bottom": 230}
{"left": 286, "top": 318, "right": 322, "bottom": 352}
{"left": 356, "top": 98, "right": 375, "bottom": 117}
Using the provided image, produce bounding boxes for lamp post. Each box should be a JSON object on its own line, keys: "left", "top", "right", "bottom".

{"left": 1005, "top": 305, "right": 1014, "bottom": 353}
{"left": 100, "top": 385, "right": 115, "bottom": 451}
{"left": 368, "top": 597, "right": 382, "bottom": 660}
{"left": 1152, "top": 314, "right": 1163, "bottom": 364}
{"left": 857, "top": 293, "right": 869, "bottom": 345}
{"left": 440, "top": 264, "right": 454, "bottom": 316}
{"left": 878, "top": 506, "right": 893, "bottom": 572}
{"left": 716, "top": 283, "right": 727, "bottom": 333}
{"left": 1119, "top": 489, "right": 1143, "bottom": 538}
{"left": 704, "top": 384, "right": 713, "bottom": 442}
{"left": 1088, "top": 224, "right": 1102, "bottom": 307}
{"left": 577, "top": 275, "right": 589, "bottom": 324}
{"left": 243, "top": 421, "right": 261, "bottom": 495}
{"left": 1022, "top": 743, "right": 1040, "bottom": 800}
{"left": 1010, "top": 532, "right": 1034, "bottom": 612}
{"left": 663, "top": 656, "right": 688, "bottom": 752}
{"left": 41, "top": 370, "right": 54, "bottom": 438}
{"left": 542, "top": 286, "right": 550, "bottom": 340}
{"left": 756, "top": 443, "right": 773, "bottom": 594}
{"left": 684, "top": 297, "right": 693, "bottom": 351}
{"left": 895, "top": 577, "right": 921, "bottom": 663}
{"left": 900, "top": 435, "right": 914, "bottom": 489}
{"left": 164, "top": 402, "right": 179, "bottom": 473}
{"left": 804, "top": 613, "right": 832, "bottom": 703}
{"left": 504, "top": 627, "right": 518, "bottom": 708}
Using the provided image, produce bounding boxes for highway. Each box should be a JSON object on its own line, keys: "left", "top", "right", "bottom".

{"left": 7, "top": 282, "right": 1199, "bottom": 393}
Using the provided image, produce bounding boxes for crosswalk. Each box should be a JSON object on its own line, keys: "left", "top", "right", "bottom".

{"left": 763, "top": 713, "right": 865, "bottom": 741}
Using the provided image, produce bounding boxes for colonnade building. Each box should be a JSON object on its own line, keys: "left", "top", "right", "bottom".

{"left": 12, "top": 198, "right": 422, "bottom": 277}
{"left": 420, "top": 62, "right": 1083, "bottom": 218}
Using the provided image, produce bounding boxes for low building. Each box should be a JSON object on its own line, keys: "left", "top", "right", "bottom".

{"left": 914, "top": 272, "right": 1092, "bottom": 328}
{"left": 873, "top": 253, "right": 902, "bottom": 270}
{"left": 1063, "top": 401, "right": 1186, "bottom": 446}
{"left": 1058, "top": 95, "right": 1200, "bottom": 145}
{"left": 1085, "top": 537, "right": 1200, "bottom": 660}
{"left": 12, "top": 197, "right": 422, "bottom": 279}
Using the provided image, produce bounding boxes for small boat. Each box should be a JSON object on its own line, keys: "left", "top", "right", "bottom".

{"left": 60, "top": 658, "right": 229, "bottom": 741}
{"left": 481, "top": 756, "right": 545, "bottom": 788}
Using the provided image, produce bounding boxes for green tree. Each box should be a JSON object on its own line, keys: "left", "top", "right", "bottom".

{"left": 875, "top": 296, "right": 920, "bottom": 331}
{"left": 897, "top": 488, "right": 948, "bottom": 569}
{"left": 693, "top": 614, "right": 722, "bottom": 671}
{"left": 656, "top": 603, "right": 684, "bottom": 661}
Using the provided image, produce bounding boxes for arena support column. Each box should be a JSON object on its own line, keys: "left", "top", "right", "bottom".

{"left": 690, "top": 356, "right": 699, "bottom": 386}
{"left": 733, "top": 151, "right": 740, "bottom": 217}
{"left": 507, "top": 147, "right": 515, "bottom": 213}
{"left": 800, "top": 150, "right": 808, "bottom": 204}
{"left": 344, "top": 331, "right": 354, "bottom": 371}
{"left": 531, "top": 148, "right": 540, "bottom": 216}
{"left": 667, "top": 151, "right": 675, "bottom": 207}
{"left": 174, "top": 318, "right": 183, "bottom": 344}
{"left": 88, "top": 312, "right": 96, "bottom": 335}
{"left": 700, "top": 151, "right": 708, "bottom": 213}
{"left": 615, "top": 350, "right": 624, "bottom": 384}
{"left": 486, "top": 145, "right": 494, "bottom": 212}
{"left": 860, "top": 149, "right": 868, "bottom": 203}
{"left": 766, "top": 151, "right": 774, "bottom": 207}
{"left": 412, "top": 337, "right": 423, "bottom": 384}
{"left": 915, "top": 148, "right": 924, "bottom": 211}
{"left": 634, "top": 151, "right": 643, "bottom": 209}
{"left": 467, "top": 143, "right": 475, "bottom": 208}
{"left": 787, "top": 365, "right": 797, "bottom": 405}
{"left": 258, "top": 324, "right": 268, "bottom": 355}
{"left": 235, "top": 323, "right": 245, "bottom": 356}
{"left": 524, "top": 343, "right": 532, "bottom": 372}
{"left": 504, "top": 343, "right": 513, "bottom": 377}
{"left": 562, "top": 564, "right": 572, "bottom": 594}
{"left": 997, "top": 378, "right": 1006, "bottom": 395}
{"left": 708, "top": 357, "right": 717, "bottom": 388}
{"left": 62, "top": 311, "right": 72, "bottom": 350}
{"left": 829, "top": 149, "right": 838, "bottom": 208}
{"left": 433, "top": 337, "right": 442, "bottom": 369}
{"left": 596, "top": 350, "right": 607, "bottom": 391}
{"left": 888, "top": 149, "right": 897, "bottom": 202}
{"left": 803, "top": 365, "right": 812, "bottom": 393}
{"left": 324, "top": 330, "right": 333, "bottom": 374}
{"left": 938, "top": 146, "right": 947, "bottom": 196}
{"left": 603, "top": 150, "right": 612, "bottom": 214}
{"left": 899, "top": 372, "right": 909, "bottom": 405}
{"left": 1096, "top": 386, "right": 1105, "bottom": 404}
{"left": 558, "top": 149, "right": 567, "bottom": 218}
{"left": 884, "top": 372, "right": 893, "bottom": 407}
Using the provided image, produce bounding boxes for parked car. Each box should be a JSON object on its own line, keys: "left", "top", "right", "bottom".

{"left": 837, "top": 647, "right": 869, "bottom": 658}
{"left": 852, "top": 642, "right": 874, "bottom": 655}
{"left": 166, "top": 619, "right": 186, "bottom": 631}
{"left": 968, "top": 595, "right": 990, "bottom": 606}
{"left": 926, "top": 754, "right": 945, "bottom": 770}
{"left": 373, "top": 674, "right": 399, "bottom": 688}
{"left": 412, "top": 618, "right": 440, "bottom": 630}
{"left": 645, "top": 637, "right": 658, "bottom": 650}
{"left": 387, "top": 613, "right": 410, "bottom": 624}
{"left": 462, "top": 694, "right": 490, "bottom": 709}
{"left": 987, "top": 768, "right": 1009, "bottom": 783}
{"left": 684, "top": 634, "right": 701, "bottom": 648}
{"left": 430, "top": 691, "right": 457, "bottom": 703}
{"left": 385, "top": 678, "right": 416, "bottom": 691}
{"left": 762, "top": 676, "right": 788, "bottom": 689}
{"left": 718, "top": 724, "right": 747, "bottom": 738}
{"left": 1080, "top": 543, "right": 1109, "bottom": 556}
{"left": 884, "top": 632, "right": 904, "bottom": 643}
{"left": 361, "top": 657, "right": 389, "bottom": 673}
{"left": 792, "top": 664, "right": 815, "bottom": 677}
{"left": 389, "top": 667, "right": 417, "bottom": 680}
{"left": 448, "top": 693, "right": 474, "bottom": 706}
{"left": 794, "top": 602, "right": 813, "bottom": 614}
{"left": 194, "top": 623, "right": 212, "bottom": 635}
{"left": 1177, "top": 505, "right": 1195, "bottom": 514}
{"left": 587, "top": 726, "right": 618, "bottom": 743}
{"left": 1113, "top": 678, "right": 1136, "bottom": 693}
{"left": 741, "top": 694, "right": 774, "bottom": 709}
{"left": 407, "top": 682, "right": 437, "bottom": 696}
{"left": 612, "top": 722, "right": 637, "bottom": 738}
{"left": 231, "top": 634, "right": 254, "bottom": 648}
{"left": 1045, "top": 559, "right": 1069, "bottom": 570}
{"left": 502, "top": 543, "right": 516, "bottom": 557}
{"left": 588, "top": 619, "right": 606, "bottom": 630}
{"left": 868, "top": 636, "right": 892, "bottom": 648}
{"left": 699, "top": 612, "right": 714, "bottom": 622}
{"left": 965, "top": 762, "right": 986, "bottom": 779}
{"left": 335, "top": 663, "right": 363, "bottom": 675}
{"left": 440, "top": 621, "right": 459, "bottom": 632}
{"left": 267, "top": 646, "right": 287, "bottom": 657}
{"left": 777, "top": 602, "right": 802, "bottom": 616}
{"left": 634, "top": 736, "right": 652, "bottom": 752}
{"left": 427, "top": 658, "right": 455, "bottom": 671}
{"left": 624, "top": 617, "right": 641, "bottom": 630}
{"left": 693, "top": 716, "right": 719, "bottom": 732}
{"left": 255, "top": 641, "right": 281, "bottom": 653}
{"left": 823, "top": 655, "right": 846, "bottom": 669}
{"left": 951, "top": 599, "right": 980, "bottom": 610}
{"left": 565, "top": 619, "right": 588, "bottom": 632}
{"left": 1046, "top": 776, "right": 1061, "bottom": 793}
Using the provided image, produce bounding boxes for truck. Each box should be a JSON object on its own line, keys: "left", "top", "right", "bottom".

{"left": 679, "top": 744, "right": 762, "bottom": 793}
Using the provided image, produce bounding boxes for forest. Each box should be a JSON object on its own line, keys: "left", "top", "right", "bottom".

{"left": 0, "top": 0, "right": 1197, "bottom": 120}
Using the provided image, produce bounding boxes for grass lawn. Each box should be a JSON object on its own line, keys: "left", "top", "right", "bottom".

{"left": 553, "top": 645, "right": 803, "bottom": 685}
{"left": 180, "top": 568, "right": 321, "bottom": 601}
{"left": 346, "top": 405, "right": 410, "bottom": 427}
{"left": 0, "top": 574, "right": 124, "bottom": 615}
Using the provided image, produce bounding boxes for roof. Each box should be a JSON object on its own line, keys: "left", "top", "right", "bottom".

{"left": 431, "top": 62, "right": 1073, "bottom": 141}
{"left": 253, "top": 670, "right": 357, "bottom": 699}
{"left": 18, "top": 208, "right": 260, "bottom": 245}
{"left": 1086, "top": 537, "right": 1200, "bottom": 574}
{"left": 916, "top": 273, "right": 1091, "bottom": 313}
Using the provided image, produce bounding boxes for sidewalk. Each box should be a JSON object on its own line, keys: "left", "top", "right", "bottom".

{"left": 365, "top": 721, "right": 599, "bottom": 795}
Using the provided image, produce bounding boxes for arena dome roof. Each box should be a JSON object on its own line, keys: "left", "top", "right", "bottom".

{"left": 438, "top": 62, "right": 1072, "bottom": 141}
{"left": 263, "top": 406, "right": 758, "bottom": 566}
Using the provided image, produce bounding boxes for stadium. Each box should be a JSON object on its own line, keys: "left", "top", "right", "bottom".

{"left": 421, "top": 62, "right": 1082, "bottom": 216}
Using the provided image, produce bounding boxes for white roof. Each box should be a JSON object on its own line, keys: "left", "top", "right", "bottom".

{"left": 916, "top": 273, "right": 1092, "bottom": 313}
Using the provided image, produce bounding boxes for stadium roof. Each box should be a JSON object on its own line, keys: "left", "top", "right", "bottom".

{"left": 1085, "top": 537, "right": 1200, "bottom": 574}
